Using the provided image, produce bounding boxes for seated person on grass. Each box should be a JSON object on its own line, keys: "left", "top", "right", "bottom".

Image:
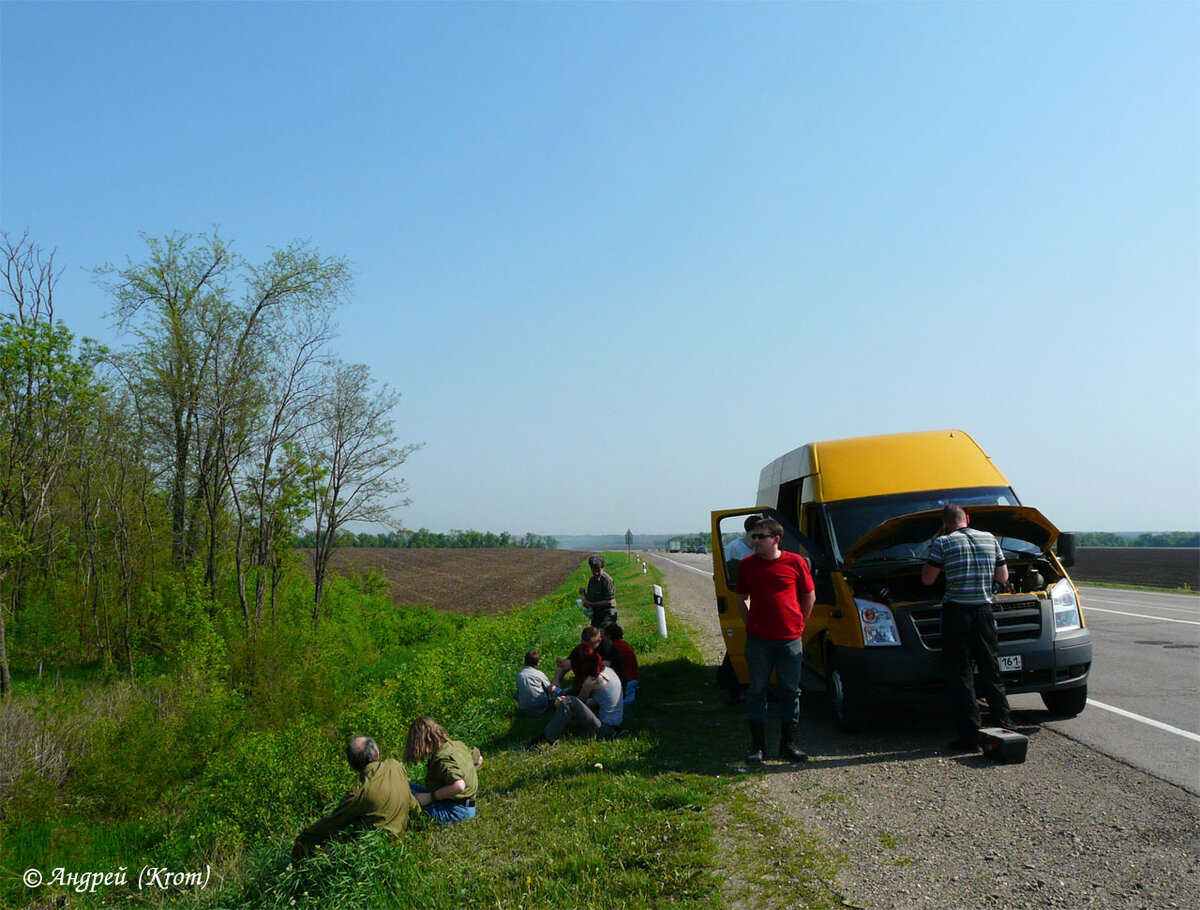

{"left": 291, "top": 735, "right": 415, "bottom": 860}
{"left": 515, "top": 649, "right": 557, "bottom": 716}
{"left": 596, "top": 624, "right": 626, "bottom": 691}
{"left": 556, "top": 625, "right": 621, "bottom": 695}
{"left": 605, "top": 623, "right": 640, "bottom": 704}
{"left": 529, "top": 649, "right": 624, "bottom": 749}
{"left": 403, "top": 717, "right": 483, "bottom": 824}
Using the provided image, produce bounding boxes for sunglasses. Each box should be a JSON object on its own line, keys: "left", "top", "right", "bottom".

{"left": 750, "top": 532, "right": 777, "bottom": 540}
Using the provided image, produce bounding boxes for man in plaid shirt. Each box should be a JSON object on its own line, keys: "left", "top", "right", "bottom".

{"left": 922, "top": 503, "right": 1015, "bottom": 751}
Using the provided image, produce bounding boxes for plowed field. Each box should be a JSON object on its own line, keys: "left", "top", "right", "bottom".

{"left": 325, "top": 548, "right": 588, "bottom": 614}
{"left": 1071, "top": 547, "right": 1198, "bottom": 589}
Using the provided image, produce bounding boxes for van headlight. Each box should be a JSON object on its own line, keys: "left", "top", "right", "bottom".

{"left": 1051, "top": 579, "right": 1082, "bottom": 633}
{"left": 854, "top": 598, "right": 901, "bottom": 647}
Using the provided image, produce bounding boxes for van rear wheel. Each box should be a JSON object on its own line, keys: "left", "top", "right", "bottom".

{"left": 827, "top": 651, "right": 869, "bottom": 732}
{"left": 1041, "top": 686, "right": 1087, "bottom": 717}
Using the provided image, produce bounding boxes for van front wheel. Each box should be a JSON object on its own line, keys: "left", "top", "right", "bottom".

{"left": 1041, "top": 686, "right": 1088, "bottom": 717}
{"left": 827, "top": 652, "right": 869, "bottom": 732}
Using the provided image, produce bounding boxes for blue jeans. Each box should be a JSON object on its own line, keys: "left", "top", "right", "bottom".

{"left": 744, "top": 634, "right": 803, "bottom": 724}
{"left": 409, "top": 783, "right": 476, "bottom": 823}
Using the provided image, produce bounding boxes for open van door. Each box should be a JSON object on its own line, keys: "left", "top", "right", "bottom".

{"left": 710, "top": 508, "right": 823, "bottom": 697}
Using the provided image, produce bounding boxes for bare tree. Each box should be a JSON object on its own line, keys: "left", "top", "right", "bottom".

{"left": 225, "top": 310, "right": 332, "bottom": 630}
{"left": 301, "top": 361, "right": 421, "bottom": 623}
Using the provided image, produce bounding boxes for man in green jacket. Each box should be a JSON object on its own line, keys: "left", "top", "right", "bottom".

{"left": 291, "top": 736, "right": 415, "bottom": 859}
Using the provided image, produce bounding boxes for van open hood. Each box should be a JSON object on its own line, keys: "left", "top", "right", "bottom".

{"left": 842, "top": 505, "right": 1061, "bottom": 565}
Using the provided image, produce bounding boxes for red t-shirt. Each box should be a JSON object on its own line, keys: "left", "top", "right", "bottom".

{"left": 736, "top": 551, "right": 814, "bottom": 640}
{"left": 612, "top": 639, "right": 640, "bottom": 682}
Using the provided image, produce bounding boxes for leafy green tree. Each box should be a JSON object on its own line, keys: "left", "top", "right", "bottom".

{"left": 95, "top": 232, "right": 350, "bottom": 588}
{"left": 1, "top": 232, "right": 98, "bottom": 695}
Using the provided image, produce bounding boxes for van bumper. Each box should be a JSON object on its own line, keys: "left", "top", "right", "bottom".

{"left": 820, "top": 628, "right": 1092, "bottom": 707}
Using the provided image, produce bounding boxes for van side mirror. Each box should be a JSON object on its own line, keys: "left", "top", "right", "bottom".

{"left": 1056, "top": 532, "right": 1077, "bottom": 569}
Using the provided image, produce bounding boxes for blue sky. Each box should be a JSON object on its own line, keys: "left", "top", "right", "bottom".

{"left": 2, "top": 1, "right": 1197, "bottom": 535}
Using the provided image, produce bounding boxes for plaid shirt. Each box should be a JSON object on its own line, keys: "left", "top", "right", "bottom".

{"left": 927, "top": 527, "right": 1005, "bottom": 605}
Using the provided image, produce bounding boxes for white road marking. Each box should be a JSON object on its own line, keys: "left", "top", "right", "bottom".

{"left": 1080, "top": 587, "right": 1199, "bottom": 600}
{"left": 1085, "top": 699, "right": 1200, "bottom": 743}
{"left": 1082, "top": 606, "right": 1200, "bottom": 626}
{"left": 1083, "top": 595, "right": 1199, "bottom": 615}
{"left": 651, "top": 554, "right": 713, "bottom": 577}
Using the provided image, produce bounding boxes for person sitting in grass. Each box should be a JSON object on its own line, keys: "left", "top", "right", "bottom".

{"left": 528, "top": 648, "right": 624, "bottom": 749}
{"left": 515, "top": 649, "right": 557, "bottom": 716}
{"left": 291, "top": 735, "right": 415, "bottom": 859}
{"left": 403, "top": 717, "right": 484, "bottom": 823}
{"left": 557, "top": 625, "right": 622, "bottom": 695}
{"left": 605, "top": 623, "right": 641, "bottom": 704}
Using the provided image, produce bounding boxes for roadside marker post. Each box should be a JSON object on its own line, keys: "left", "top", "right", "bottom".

{"left": 653, "top": 585, "right": 667, "bottom": 638}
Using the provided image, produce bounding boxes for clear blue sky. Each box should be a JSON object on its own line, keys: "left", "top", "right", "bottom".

{"left": 2, "top": 1, "right": 1197, "bottom": 535}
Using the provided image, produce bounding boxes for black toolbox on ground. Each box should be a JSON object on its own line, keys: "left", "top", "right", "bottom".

{"left": 977, "top": 727, "right": 1029, "bottom": 763}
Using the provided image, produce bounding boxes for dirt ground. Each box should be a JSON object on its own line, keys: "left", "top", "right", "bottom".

{"left": 1071, "top": 547, "right": 1198, "bottom": 589}
{"left": 325, "top": 547, "right": 587, "bottom": 613}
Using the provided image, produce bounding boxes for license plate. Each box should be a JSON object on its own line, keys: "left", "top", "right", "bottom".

{"left": 999, "top": 655, "right": 1022, "bottom": 672}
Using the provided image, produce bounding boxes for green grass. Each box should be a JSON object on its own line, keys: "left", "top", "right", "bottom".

{"left": 2, "top": 553, "right": 839, "bottom": 909}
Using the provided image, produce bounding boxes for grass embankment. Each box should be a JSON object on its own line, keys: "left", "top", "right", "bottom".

{"left": 2, "top": 555, "right": 839, "bottom": 909}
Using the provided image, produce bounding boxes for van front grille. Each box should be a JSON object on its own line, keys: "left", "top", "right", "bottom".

{"left": 909, "top": 597, "right": 1043, "bottom": 650}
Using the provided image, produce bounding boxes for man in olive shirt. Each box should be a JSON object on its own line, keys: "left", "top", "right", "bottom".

{"left": 580, "top": 554, "right": 618, "bottom": 627}
{"left": 291, "top": 736, "right": 415, "bottom": 859}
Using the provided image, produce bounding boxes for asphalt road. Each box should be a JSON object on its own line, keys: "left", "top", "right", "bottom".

{"left": 650, "top": 552, "right": 1200, "bottom": 795}
{"left": 1028, "top": 586, "right": 1200, "bottom": 795}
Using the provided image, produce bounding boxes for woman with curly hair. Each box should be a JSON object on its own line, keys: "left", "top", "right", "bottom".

{"left": 403, "top": 717, "right": 483, "bottom": 823}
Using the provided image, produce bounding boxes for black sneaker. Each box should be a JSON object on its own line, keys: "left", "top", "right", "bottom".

{"left": 526, "top": 735, "right": 550, "bottom": 752}
{"left": 746, "top": 748, "right": 764, "bottom": 763}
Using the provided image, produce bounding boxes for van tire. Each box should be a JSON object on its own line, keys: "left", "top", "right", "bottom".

{"left": 1041, "top": 686, "right": 1087, "bottom": 717}
{"left": 827, "top": 650, "right": 869, "bottom": 732}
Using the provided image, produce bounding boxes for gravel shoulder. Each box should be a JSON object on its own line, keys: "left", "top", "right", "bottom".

{"left": 646, "top": 553, "right": 1200, "bottom": 910}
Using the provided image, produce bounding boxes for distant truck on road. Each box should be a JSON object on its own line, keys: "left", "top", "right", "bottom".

{"left": 668, "top": 540, "right": 682, "bottom": 553}
{"left": 711, "top": 429, "right": 1093, "bottom": 730}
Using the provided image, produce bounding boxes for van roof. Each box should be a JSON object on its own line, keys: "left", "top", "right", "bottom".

{"left": 757, "top": 429, "right": 1010, "bottom": 504}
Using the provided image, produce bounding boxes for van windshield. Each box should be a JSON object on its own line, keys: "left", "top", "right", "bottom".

{"left": 826, "top": 486, "right": 1020, "bottom": 563}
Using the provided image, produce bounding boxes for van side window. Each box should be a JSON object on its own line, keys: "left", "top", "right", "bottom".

{"left": 776, "top": 479, "right": 802, "bottom": 527}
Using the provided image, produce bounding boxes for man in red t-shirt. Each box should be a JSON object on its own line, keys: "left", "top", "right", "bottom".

{"left": 736, "top": 518, "right": 815, "bottom": 763}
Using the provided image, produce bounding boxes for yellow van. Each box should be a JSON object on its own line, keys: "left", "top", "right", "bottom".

{"left": 711, "top": 429, "right": 1092, "bottom": 730}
